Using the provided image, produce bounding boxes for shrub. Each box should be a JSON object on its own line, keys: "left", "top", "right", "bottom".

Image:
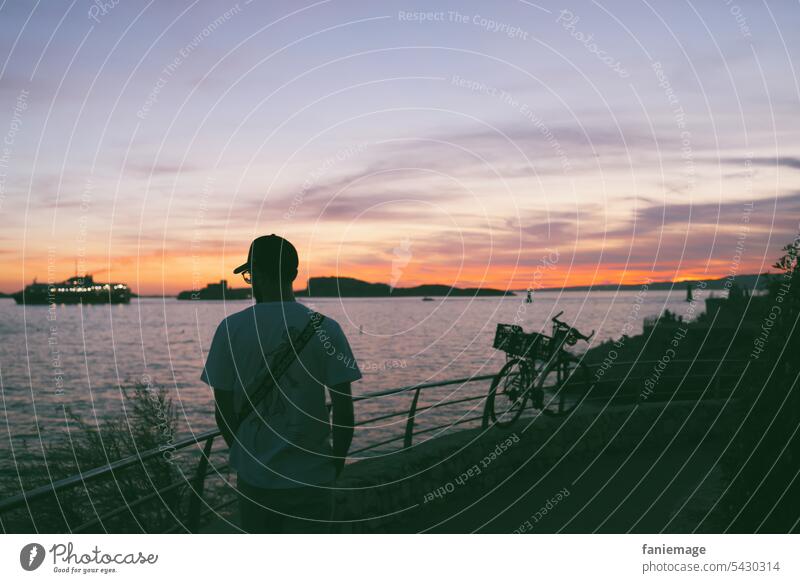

{"left": 719, "top": 237, "right": 800, "bottom": 532}
{"left": 0, "top": 383, "right": 188, "bottom": 533}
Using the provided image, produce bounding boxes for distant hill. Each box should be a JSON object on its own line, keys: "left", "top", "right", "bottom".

{"left": 297, "top": 277, "right": 514, "bottom": 297}
{"left": 536, "top": 273, "right": 771, "bottom": 292}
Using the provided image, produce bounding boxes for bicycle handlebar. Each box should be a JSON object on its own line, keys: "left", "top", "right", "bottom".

{"left": 551, "top": 311, "right": 595, "bottom": 343}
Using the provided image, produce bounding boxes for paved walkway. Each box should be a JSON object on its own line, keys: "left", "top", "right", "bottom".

{"left": 390, "top": 436, "right": 726, "bottom": 533}
{"left": 204, "top": 436, "right": 726, "bottom": 533}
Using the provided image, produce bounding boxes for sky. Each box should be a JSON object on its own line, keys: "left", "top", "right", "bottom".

{"left": 1, "top": 0, "right": 799, "bottom": 295}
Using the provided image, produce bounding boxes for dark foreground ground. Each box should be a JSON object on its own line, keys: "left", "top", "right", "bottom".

{"left": 391, "top": 441, "right": 725, "bottom": 533}
{"left": 205, "top": 401, "right": 733, "bottom": 534}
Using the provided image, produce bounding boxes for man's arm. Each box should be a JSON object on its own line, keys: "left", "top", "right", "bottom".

{"left": 214, "top": 388, "right": 236, "bottom": 448}
{"left": 329, "top": 382, "right": 354, "bottom": 478}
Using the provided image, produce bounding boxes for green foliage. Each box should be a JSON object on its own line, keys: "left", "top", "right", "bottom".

{"left": 770, "top": 238, "right": 800, "bottom": 323}
{"left": 719, "top": 237, "right": 800, "bottom": 532}
{"left": 0, "top": 383, "right": 187, "bottom": 533}
{"left": 773, "top": 238, "right": 799, "bottom": 274}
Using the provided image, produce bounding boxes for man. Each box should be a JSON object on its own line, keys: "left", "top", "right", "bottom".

{"left": 200, "top": 234, "right": 361, "bottom": 533}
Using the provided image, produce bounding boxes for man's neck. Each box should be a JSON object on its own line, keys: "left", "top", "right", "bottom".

{"left": 256, "top": 288, "right": 295, "bottom": 303}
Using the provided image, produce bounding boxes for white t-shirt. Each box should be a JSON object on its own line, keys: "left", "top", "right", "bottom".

{"left": 200, "top": 301, "right": 361, "bottom": 489}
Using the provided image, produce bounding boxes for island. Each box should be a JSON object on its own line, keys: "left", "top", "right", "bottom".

{"left": 177, "top": 280, "right": 252, "bottom": 300}
{"left": 297, "top": 276, "right": 514, "bottom": 297}
{"left": 177, "top": 276, "right": 513, "bottom": 299}
{"left": 537, "top": 273, "right": 769, "bottom": 292}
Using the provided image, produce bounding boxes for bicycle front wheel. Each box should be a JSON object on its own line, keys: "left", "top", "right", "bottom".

{"left": 486, "top": 359, "right": 529, "bottom": 428}
{"left": 540, "top": 357, "right": 591, "bottom": 417}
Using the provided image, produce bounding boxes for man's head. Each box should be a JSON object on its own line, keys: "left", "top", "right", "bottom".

{"left": 234, "top": 235, "right": 298, "bottom": 299}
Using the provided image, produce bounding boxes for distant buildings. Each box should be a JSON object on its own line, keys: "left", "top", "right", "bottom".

{"left": 177, "top": 279, "right": 252, "bottom": 300}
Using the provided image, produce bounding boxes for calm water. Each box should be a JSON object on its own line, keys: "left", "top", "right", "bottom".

{"left": 0, "top": 290, "right": 695, "bottom": 459}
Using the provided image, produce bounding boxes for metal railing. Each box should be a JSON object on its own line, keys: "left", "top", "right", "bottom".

{"left": 0, "top": 371, "right": 497, "bottom": 533}
{"left": 0, "top": 359, "right": 748, "bottom": 533}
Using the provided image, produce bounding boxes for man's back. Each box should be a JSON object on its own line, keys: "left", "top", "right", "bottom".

{"left": 201, "top": 301, "right": 361, "bottom": 489}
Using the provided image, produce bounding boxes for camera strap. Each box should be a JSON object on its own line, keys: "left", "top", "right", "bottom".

{"left": 233, "top": 311, "right": 326, "bottom": 433}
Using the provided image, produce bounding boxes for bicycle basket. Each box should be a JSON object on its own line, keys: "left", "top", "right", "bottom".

{"left": 493, "top": 324, "right": 550, "bottom": 358}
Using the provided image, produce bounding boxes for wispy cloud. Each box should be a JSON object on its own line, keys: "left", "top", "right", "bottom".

{"left": 723, "top": 157, "right": 800, "bottom": 171}
{"left": 126, "top": 162, "right": 202, "bottom": 176}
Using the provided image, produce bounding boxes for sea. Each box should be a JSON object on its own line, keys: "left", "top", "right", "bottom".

{"left": 0, "top": 290, "right": 702, "bottom": 463}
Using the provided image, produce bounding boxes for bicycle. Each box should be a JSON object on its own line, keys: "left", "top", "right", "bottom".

{"left": 485, "top": 311, "right": 595, "bottom": 428}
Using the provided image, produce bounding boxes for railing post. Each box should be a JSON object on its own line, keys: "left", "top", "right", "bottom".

{"left": 481, "top": 390, "right": 492, "bottom": 429}
{"left": 403, "top": 387, "right": 423, "bottom": 449}
{"left": 187, "top": 436, "right": 214, "bottom": 532}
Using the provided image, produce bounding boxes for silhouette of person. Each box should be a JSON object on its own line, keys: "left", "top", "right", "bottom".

{"left": 200, "top": 235, "right": 361, "bottom": 533}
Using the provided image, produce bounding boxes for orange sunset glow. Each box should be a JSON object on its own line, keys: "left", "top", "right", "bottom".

{"left": 1, "top": 1, "right": 798, "bottom": 297}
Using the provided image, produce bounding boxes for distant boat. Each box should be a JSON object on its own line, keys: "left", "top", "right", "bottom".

{"left": 422, "top": 297, "right": 435, "bottom": 302}
{"left": 12, "top": 275, "right": 131, "bottom": 305}
{"left": 686, "top": 282, "right": 693, "bottom": 302}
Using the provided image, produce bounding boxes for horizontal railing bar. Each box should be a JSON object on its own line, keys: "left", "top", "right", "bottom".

{"left": 73, "top": 478, "right": 187, "bottom": 534}
{"left": 413, "top": 393, "right": 486, "bottom": 413}
{"left": 72, "top": 465, "right": 230, "bottom": 534}
{"left": 410, "top": 414, "right": 486, "bottom": 438}
{"left": 355, "top": 394, "right": 488, "bottom": 427}
{"left": 353, "top": 412, "right": 500, "bottom": 457}
{"left": 402, "top": 395, "right": 487, "bottom": 425}
{"left": 0, "top": 430, "right": 225, "bottom": 513}
{"left": 354, "top": 409, "right": 411, "bottom": 426}
{"left": 349, "top": 434, "right": 407, "bottom": 455}
{"left": 351, "top": 373, "right": 496, "bottom": 402}
{"left": 402, "top": 389, "right": 742, "bottom": 450}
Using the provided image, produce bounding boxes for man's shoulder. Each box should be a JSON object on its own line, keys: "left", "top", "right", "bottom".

{"left": 220, "top": 302, "right": 345, "bottom": 334}
{"left": 217, "top": 305, "right": 257, "bottom": 330}
{"left": 312, "top": 311, "right": 344, "bottom": 333}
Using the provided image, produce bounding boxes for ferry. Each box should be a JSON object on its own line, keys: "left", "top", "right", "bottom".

{"left": 12, "top": 275, "right": 131, "bottom": 305}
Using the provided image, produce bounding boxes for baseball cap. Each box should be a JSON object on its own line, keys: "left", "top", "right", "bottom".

{"left": 233, "top": 234, "right": 299, "bottom": 280}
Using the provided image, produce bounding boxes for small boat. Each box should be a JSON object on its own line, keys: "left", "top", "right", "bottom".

{"left": 422, "top": 297, "right": 435, "bottom": 302}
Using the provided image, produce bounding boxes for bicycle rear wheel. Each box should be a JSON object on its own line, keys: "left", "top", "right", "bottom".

{"left": 486, "top": 359, "right": 529, "bottom": 428}
{"left": 540, "top": 357, "right": 591, "bottom": 417}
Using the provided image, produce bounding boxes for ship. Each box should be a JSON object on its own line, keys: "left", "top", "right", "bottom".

{"left": 12, "top": 275, "right": 131, "bottom": 305}
{"left": 177, "top": 279, "right": 252, "bottom": 300}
